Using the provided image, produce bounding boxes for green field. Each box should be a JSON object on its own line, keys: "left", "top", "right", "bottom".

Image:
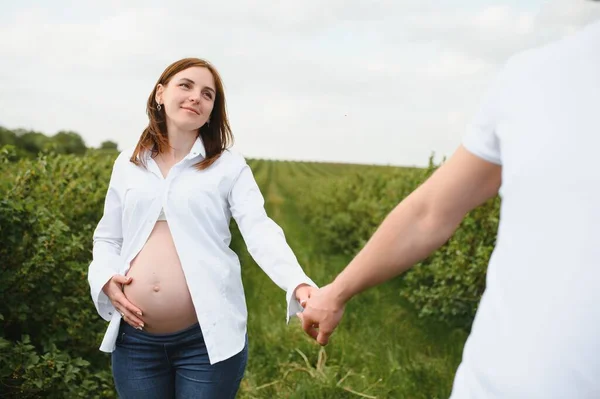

{"left": 1, "top": 148, "right": 499, "bottom": 398}
{"left": 234, "top": 159, "right": 469, "bottom": 398}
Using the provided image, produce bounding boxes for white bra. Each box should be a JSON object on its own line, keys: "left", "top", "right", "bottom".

{"left": 157, "top": 207, "right": 167, "bottom": 221}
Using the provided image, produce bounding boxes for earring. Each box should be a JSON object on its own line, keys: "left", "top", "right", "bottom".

{"left": 157, "top": 103, "right": 162, "bottom": 111}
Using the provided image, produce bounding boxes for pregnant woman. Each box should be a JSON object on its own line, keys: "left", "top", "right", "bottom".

{"left": 88, "top": 57, "right": 318, "bottom": 399}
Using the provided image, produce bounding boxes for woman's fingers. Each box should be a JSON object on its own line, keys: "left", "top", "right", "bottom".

{"left": 120, "top": 294, "right": 143, "bottom": 318}
{"left": 106, "top": 276, "right": 145, "bottom": 329}
{"left": 116, "top": 298, "right": 145, "bottom": 329}
{"left": 111, "top": 274, "right": 132, "bottom": 285}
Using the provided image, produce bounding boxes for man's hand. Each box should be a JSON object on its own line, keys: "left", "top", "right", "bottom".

{"left": 297, "top": 283, "right": 346, "bottom": 346}
{"left": 102, "top": 275, "right": 145, "bottom": 330}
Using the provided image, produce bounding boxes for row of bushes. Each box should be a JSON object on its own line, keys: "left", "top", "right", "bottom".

{"left": 287, "top": 157, "right": 500, "bottom": 330}
{"left": 0, "top": 144, "right": 498, "bottom": 396}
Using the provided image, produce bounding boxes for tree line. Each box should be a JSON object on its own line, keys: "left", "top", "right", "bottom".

{"left": 0, "top": 126, "right": 119, "bottom": 159}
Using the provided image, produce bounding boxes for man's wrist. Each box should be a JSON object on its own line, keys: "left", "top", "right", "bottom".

{"left": 329, "top": 279, "right": 352, "bottom": 307}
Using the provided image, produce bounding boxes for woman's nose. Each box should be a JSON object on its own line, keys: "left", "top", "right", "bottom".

{"left": 189, "top": 92, "right": 201, "bottom": 103}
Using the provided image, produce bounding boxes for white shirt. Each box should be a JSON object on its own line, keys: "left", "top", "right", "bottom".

{"left": 452, "top": 20, "right": 600, "bottom": 398}
{"left": 88, "top": 137, "right": 317, "bottom": 364}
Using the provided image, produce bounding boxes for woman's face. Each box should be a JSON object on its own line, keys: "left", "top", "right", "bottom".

{"left": 156, "top": 66, "right": 216, "bottom": 133}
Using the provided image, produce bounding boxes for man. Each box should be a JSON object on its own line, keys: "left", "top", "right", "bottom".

{"left": 299, "top": 13, "right": 600, "bottom": 398}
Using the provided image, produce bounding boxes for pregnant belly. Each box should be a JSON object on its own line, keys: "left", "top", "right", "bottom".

{"left": 123, "top": 221, "right": 198, "bottom": 333}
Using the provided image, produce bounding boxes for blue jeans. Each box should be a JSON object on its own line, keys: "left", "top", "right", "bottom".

{"left": 111, "top": 320, "right": 248, "bottom": 399}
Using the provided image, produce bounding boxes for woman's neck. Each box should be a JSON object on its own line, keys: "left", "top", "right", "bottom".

{"left": 163, "top": 127, "right": 197, "bottom": 163}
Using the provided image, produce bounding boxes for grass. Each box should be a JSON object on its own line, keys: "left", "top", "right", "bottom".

{"left": 232, "top": 160, "right": 468, "bottom": 398}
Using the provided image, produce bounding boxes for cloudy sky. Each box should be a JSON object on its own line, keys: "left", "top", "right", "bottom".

{"left": 1, "top": 1, "right": 599, "bottom": 166}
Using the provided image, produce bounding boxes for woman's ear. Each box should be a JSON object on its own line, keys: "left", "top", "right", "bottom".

{"left": 155, "top": 84, "right": 164, "bottom": 104}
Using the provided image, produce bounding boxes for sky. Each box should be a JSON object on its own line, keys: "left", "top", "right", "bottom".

{"left": 1, "top": 0, "right": 599, "bottom": 166}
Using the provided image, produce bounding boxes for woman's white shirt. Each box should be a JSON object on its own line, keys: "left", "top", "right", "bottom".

{"left": 88, "top": 137, "right": 317, "bottom": 364}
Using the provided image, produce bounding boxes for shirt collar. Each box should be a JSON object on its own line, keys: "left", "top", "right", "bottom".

{"left": 140, "top": 135, "right": 206, "bottom": 161}
{"left": 188, "top": 135, "right": 206, "bottom": 159}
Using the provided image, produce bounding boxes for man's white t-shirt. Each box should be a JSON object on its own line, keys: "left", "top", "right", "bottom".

{"left": 451, "top": 19, "right": 600, "bottom": 398}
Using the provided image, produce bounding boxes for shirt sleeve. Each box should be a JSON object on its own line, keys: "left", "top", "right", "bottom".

{"left": 462, "top": 58, "right": 515, "bottom": 165}
{"left": 88, "top": 154, "right": 125, "bottom": 321}
{"left": 228, "top": 159, "right": 318, "bottom": 323}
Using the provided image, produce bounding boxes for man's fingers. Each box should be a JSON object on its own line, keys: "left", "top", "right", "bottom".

{"left": 298, "top": 313, "right": 319, "bottom": 340}
{"left": 317, "top": 330, "right": 332, "bottom": 346}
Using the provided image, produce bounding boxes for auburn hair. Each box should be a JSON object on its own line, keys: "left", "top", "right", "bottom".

{"left": 130, "top": 58, "right": 233, "bottom": 170}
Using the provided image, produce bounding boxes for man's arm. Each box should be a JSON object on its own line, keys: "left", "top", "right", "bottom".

{"left": 300, "top": 146, "right": 501, "bottom": 344}
{"left": 331, "top": 145, "right": 501, "bottom": 302}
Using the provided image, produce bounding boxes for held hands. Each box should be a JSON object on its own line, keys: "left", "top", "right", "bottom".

{"left": 102, "top": 275, "right": 145, "bottom": 330}
{"left": 294, "top": 283, "right": 318, "bottom": 308}
{"left": 296, "top": 284, "right": 345, "bottom": 346}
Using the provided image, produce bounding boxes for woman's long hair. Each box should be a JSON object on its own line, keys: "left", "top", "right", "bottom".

{"left": 130, "top": 58, "right": 233, "bottom": 170}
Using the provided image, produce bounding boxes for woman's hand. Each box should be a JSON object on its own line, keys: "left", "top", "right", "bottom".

{"left": 102, "top": 275, "right": 145, "bottom": 330}
{"left": 294, "top": 283, "right": 318, "bottom": 308}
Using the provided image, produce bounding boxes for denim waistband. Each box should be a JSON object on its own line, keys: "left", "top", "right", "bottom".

{"left": 120, "top": 320, "right": 202, "bottom": 343}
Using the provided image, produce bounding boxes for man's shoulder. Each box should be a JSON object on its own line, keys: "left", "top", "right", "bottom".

{"left": 506, "top": 20, "right": 600, "bottom": 75}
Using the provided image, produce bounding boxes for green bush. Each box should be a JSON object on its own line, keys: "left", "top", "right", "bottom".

{"left": 401, "top": 196, "right": 500, "bottom": 329}
{"left": 0, "top": 336, "right": 114, "bottom": 398}
{"left": 292, "top": 157, "right": 500, "bottom": 330}
{"left": 0, "top": 149, "right": 116, "bottom": 397}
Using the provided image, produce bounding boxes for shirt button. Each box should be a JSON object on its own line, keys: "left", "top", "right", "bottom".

{"left": 108, "top": 312, "right": 113, "bottom": 315}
